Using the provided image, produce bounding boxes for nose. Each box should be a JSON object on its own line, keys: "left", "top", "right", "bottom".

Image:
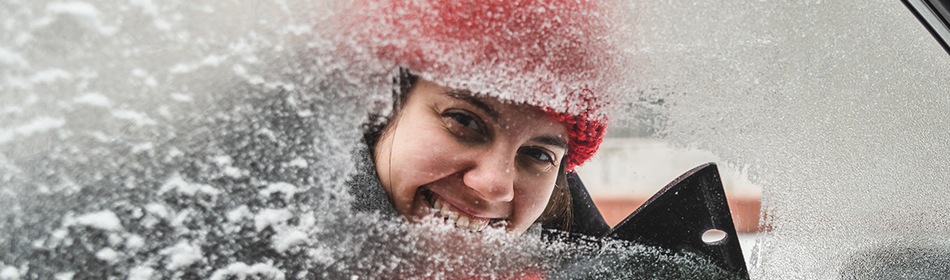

{"left": 462, "top": 151, "right": 516, "bottom": 202}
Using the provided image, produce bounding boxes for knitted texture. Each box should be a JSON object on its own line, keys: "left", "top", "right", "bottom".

{"left": 547, "top": 88, "right": 607, "bottom": 171}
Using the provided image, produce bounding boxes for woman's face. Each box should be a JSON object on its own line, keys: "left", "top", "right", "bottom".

{"left": 374, "top": 79, "right": 568, "bottom": 235}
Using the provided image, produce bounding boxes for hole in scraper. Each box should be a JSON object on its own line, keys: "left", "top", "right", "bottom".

{"left": 701, "top": 229, "right": 728, "bottom": 245}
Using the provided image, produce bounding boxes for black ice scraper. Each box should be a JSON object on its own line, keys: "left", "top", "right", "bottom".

{"left": 605, "top": 163, "right": 749, "bottom": 278}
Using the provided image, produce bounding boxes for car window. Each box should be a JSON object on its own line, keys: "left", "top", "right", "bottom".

{"left": 2, "top": 1, "right": 948, "bottom": 279}
{"left": 621, "top": 1, "right": 950, "bottom": 278}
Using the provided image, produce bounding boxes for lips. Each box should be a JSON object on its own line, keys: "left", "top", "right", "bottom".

{"left": 420, "top": 188, "right": 505, "bottom": 232}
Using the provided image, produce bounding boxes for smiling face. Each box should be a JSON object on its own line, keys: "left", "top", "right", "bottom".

{"left": 373, "top": 79, "right": 568, "bottom": 235}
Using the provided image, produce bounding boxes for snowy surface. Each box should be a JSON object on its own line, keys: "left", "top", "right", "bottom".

{"left": 0, "top": 0, "right": 734, "bottom": 279}
{"left": 3, "top": 0, "right": 949, "bottom": 279}
{"left": 623, "top": 1, "right": 950, "bottom": 279}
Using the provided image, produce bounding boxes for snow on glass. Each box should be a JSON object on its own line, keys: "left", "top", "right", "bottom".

{"left": 0, "top": 0, "right": 731, "bottom": 279}
{"left": 623, "top": 1, "right": 950, "bottom": 279}
{"left": 4, "top": 0, "right": 948, "bottom": 279}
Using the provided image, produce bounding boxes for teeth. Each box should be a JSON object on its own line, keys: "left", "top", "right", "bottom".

{"left": 430, "top": 196, "right": 493, "bottom": 232}
{"left": 470, "top": 219, "right": 487, "bottom": 232}
{"left": 442, "top": 203, "right": 458, "bottom": 220}
{"left": 456, "top": 216, "right": 470, "bottom": 228}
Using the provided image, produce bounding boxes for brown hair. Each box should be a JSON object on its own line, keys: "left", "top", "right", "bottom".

{"left": 538, "top": 159, "right": 573, "bottom": 231}
{"left": 363, "top": 69, "right": 573, "bottom": 231}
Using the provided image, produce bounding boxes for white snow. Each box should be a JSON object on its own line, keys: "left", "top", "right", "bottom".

{"left": 44, "top": 1, "right": 117, "bottom": 35}
{"left": 144, "top": 203, "right": 169, "bottom": 219}
{"left": 160, "top": 241, "right": 202, "bottom": 270}
{"left": 166, "top": 147, "right": 184, "bottom": 158}
{"left": 130, "top": 142, "right": 154, "bottom": 154}
{"left": 232, "top": 64, "right": 247, "bottom": 75}
{"left": 46, "top": 2, "right": 97, "bottom": 20}
{"left": 28, "top": 69, "right": 72, "bottom": 84}
{"left": 126, "top": 234, "right": 145, "bottom": 251}
{"left": 142, "top": 203, "right": 169, "bottom": 228}
{"left": 222, "top": 166, "right": 245, "bottom": 178}
{"left": 127, "top": 266, "right": 154, "bottom": 280}
{"left": 169, "top": 64, "right": 194, "bottom": 74}
{"left": 159, "top": 173, "right": 221, "bottom": 196}
{"left": 295, "top": 109, "right": 312, "bottom": 117}
{"left": 286, "top": 24, "right": 313, "bottom": 36}
{"left": 111, "top": 109, "right": 157, "bottom": 126}
{"left": 128, "top": 0, "right": 171, "bottom": 30}
{"left": 200, "top": 55, "right": 226, "bottom": 66}
{"left": 254, "top": 208, "right": 292, "bottom": 232}
{"left": 226, "top": 205, "right": 251, "bottom": 223}
{"left": 0, "top": 47, "right": 28, "bottom": 68}
{"left": 152, "top": 19, "right": 171, "bottom": 31}
{"left": 107, "top": 233, "right": 123, "bottom": 246}
{"left": 168, "top": 209, "right": 192, "bottom": 229}
{"left": 260, "top": 182, "right": 298, "bottom": 202}
{"left": 285, "top": 158, "right": 308, "bottom": 168}
{"left": 156, "top": 105, "right": 172, "bottom": 119}
{"left": 130, "top": 68, "right": 157, "bottom": 87}
{"left": 94, "top": 248, "right": 119, "bottom": 263}
{"left": 256, "top": 128, "right": 277, "bottom": 142}
{"left": 53, "top": 272, "right": 75, "bottom": 280}
{"left": 0, "top": 116, "right": 66, "bottom": 144}
{"left": 169, "top": 93, "right": 193, "bottom": 102}
{"left": 211, "top": 155, "right": 246, "bottom": 178}
{"left": 73, "top": 210, "right": 124, "bottom": 232}
{"left": 128, "top": 0, "right": 158, "bottom": 16}
{"left": 0, "top": 266, "right": 18, "bottom": 280}
{"left": 73, "top": 93, "right": 112, "bottom": 107}
{"left": 272, "top": 229, "right": 308, "bottom": 252}
{"left": 168, "top": 55, "right": 228, "bottom": 74}
{"left": 208, "top": 262, "right": 285, "bottom": 280}
{"left": 51, "top": 228, "right": 68, "bottom": 240}
{"left": 246, "top": 75, "right": 265, "bottom": 85}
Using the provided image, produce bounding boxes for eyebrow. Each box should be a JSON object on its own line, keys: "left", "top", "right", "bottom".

{"left": 533, "top": 135, "right": 569, "bottom": 150}
{"left": 445, "top": 90, "right": 568, "bottom": 150}
{"left": 445, "top": 90, "right": 500, "bottom": 122}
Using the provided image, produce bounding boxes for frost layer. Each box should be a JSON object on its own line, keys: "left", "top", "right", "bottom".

{"left": 0, "top": 0, "right": 732, "bottom": 279}
{"left": 623, "top": 1, "right": 950, "bottom": 279}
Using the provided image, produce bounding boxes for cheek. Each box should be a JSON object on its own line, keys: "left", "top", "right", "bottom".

{"left": 387, "top": 127, "right": 464, "bottom": 187}
{"left": 378, "top": 124, "right": 464, "bottom": 218}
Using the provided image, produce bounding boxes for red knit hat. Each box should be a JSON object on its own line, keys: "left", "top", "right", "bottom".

{"left": 335, "top": 0, "right": 622, "bottom": 171}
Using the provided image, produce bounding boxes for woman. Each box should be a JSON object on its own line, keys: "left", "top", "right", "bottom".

{"left": 371, "top": 75, "right": 571, "bottom": 234}
{"left": 339, "top": 0, "right": 624, "bottom": 237}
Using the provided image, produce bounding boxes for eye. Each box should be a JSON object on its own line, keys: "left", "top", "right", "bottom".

{"left": 442, "top": 109, "right": 487, "bottom": 141}
{"left": 518, "top": 146, "right": 557, "bottom": 173}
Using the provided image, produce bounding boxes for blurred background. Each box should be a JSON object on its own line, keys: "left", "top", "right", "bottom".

{"left": 579, "top": 136, "right": 761, "bottom": 233}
